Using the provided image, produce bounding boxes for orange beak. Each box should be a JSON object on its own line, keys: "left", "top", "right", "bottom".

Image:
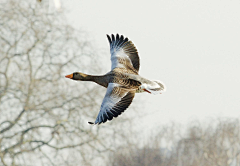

{"left": 65, "top": 74, "right": 73, "bottom": 79}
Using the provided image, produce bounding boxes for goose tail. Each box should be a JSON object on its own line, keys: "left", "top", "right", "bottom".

{"left": 143, "top": 80, "right": 166, "bottom": 95}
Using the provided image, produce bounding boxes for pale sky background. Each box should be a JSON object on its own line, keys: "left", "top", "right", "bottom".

{"left": 60, "top": 0, "right": 240, "bottom": 130}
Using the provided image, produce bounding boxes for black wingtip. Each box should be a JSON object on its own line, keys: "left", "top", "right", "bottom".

{"left": 116, "top": 34, "right": 119, "bottom": 40}
{"left": 111, "top": 34, "right": 115, "bottom": 42}
{"left": 88, "top": 122, "right": 94, "bottom": 125}
{"left": 107, "top": 34, "right": 111, "bottom": 44}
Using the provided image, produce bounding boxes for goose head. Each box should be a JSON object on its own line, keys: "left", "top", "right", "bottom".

{"left": 65, "top": 72, "right": 89, "bottom": 81}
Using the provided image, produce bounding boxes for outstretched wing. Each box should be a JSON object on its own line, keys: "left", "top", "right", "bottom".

{"left": 107, "top": 34, "right": 140, "bottom": 73}
{"left": 88, "top": 83, "right": 135, "bottom": 125}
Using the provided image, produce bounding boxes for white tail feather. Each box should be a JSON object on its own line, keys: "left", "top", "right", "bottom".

{"left": 140, "top": 80, "right": 166, "bottom": 95}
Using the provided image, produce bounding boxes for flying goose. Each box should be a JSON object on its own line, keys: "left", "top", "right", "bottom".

{"left": 65, "top": 34, "right": 165, "bottom": 125}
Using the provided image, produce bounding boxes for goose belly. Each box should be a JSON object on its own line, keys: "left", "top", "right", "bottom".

{"left": 136, "top": 87, "right": 145, "bottom": 93}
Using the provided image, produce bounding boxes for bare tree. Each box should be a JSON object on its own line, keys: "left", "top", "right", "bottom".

{"left": 173, "top": 119, "right": 240, "bottom": 166}
{"left": 109, "top": 119, "right": 240, "bottom": 166}
{"left": 0, "top": 1, "right": 134, "bottom": 165}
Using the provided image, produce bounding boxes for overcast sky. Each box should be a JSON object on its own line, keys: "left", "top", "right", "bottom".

{"left": 61, "top": 0, "right": 240, "bottom": 130}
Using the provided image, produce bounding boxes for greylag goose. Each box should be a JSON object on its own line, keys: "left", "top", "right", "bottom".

{"left": 65, "top": 34, "right": 165, "bottom": 125}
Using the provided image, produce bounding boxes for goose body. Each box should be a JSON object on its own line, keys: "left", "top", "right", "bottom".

{"left": 65, "top": 34, "right": 166, "bottom": 125}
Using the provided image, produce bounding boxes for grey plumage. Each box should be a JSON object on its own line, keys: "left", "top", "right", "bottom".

{"left": 65, "top": 34, "right": 166, "bottom": 125}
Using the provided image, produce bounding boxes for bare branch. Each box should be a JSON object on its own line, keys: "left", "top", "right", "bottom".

{"left": 0, "top": 109, "right": 26, "bottom": 134}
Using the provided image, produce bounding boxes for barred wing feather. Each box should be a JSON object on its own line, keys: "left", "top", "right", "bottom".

{"left": 107, "top": 34, "right": 140, "bottom": 73}
{"left": 88, "top": 83, "right": 135, "bottom": 125}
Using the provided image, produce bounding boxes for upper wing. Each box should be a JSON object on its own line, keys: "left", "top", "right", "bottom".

{"left": 107, "top": 34, "right": 140, "bottom": 73}
{"left": 88, "top": 83, "right": 135, "bottom": 125}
